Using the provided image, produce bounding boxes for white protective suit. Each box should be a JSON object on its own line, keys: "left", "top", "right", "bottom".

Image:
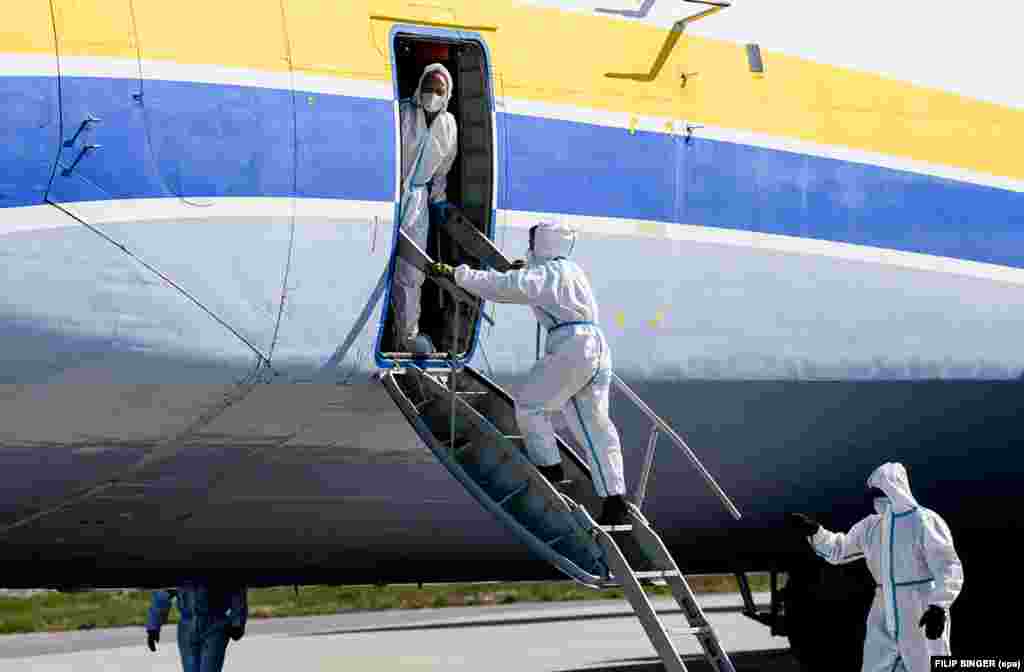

{"left": 808, "top": 462, "right": 963, "bottom": 672}
{"left": 453, "top": 221, "right": 626, "bottom": 498}
{"left": 392, "top": 63, "right": 458, "bottom": 347}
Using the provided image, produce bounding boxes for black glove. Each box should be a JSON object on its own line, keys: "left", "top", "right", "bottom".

{"left": 426, "top": 262, "right": 454, "bottom": 281}
{"left": 228, "top": 625, "right": 245, "bottom": 642}
{"left": 509, "top": 259, "right": 526, "bottom": 270}
{"left": 786, "top": 512, "right": 820, "bottom": 537}
{"left": 919, "top": 605, "right": 946, "bottom": 640}
{"left": 146, "top": 629, "right": 159, "bottom": 652}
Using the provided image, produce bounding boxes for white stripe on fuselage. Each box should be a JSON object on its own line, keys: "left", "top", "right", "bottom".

{"left": 6, "top": 198, "right": 1024, "bottom": 287}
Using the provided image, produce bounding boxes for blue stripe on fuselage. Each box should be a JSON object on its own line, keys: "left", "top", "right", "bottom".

{"left": 4, "top": 75, "right": 1024, "bottom": 270}
{"left": 500, "top": 112, "right": 1024, "bottom": 270}
{"left": 0, "top": 75, "right": 395, "bottom": 206}
{"left": 0, "top": 76, "right": 61, "bottom": 208}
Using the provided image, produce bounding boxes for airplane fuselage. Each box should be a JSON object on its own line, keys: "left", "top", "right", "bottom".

{"left": 1, "top": 1, "right": 1022, "bottom": 605}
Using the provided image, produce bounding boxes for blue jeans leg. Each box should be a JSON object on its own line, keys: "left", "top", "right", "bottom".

{"left": 199, "top": 627, "right": 230, "bottom": 672}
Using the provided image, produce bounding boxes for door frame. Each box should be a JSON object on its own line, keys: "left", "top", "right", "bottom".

{"left": 374, "top": 24, "right": 498, "bottom": 370}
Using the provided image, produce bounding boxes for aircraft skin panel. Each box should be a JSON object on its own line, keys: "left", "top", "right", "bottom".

{"left": 3, "top": 208, "right": 1024, "bottom": 383}
{"left": 1, "top": 376, "right": 1021, "bottom": 587}
{"left": 0, "top": 1, "right": 1023, "bottom": 588}
{"left": 1, "top": 71, "right": 1021, "bottom": 271}
{"left": 524, "top": 0, "right": 1024, "bottom": 112}
{"left": 3, "top": 2, "right": 1022, "bottom": 181}
{"left": 0, "top": 6, "right": 59, "bottom": 212}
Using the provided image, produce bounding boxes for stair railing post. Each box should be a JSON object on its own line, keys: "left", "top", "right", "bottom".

{"left": 632, "top": 425, "right": 659, "bottom": 510}
{"left": 611, "top": 373, "right": 741, "bottom": 520}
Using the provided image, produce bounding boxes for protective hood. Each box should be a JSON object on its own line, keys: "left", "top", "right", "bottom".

{"left": 415, "top": 63, "right": 454, "bottom": 112}
{"left": 866, "top": 462, "right": 918, "bottom": 514}
{"left": 529, "top": 219, "right": 577, "bottom": 264}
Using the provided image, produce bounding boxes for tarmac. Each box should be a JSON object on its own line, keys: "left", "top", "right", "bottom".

{"left": 0, "top": 592, "right": 801, "bottom": 671}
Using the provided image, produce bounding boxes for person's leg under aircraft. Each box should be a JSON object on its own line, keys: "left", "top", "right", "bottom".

{"left": 177, "top": 620, "right": 200, "bottom": 672}
{"left": 198, "top": 625, "right": 230, "bottom": 672}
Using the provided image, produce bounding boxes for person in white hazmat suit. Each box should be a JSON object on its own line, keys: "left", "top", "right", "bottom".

{"left": 788, "top": 462, "right": 963, "bottom": 672}
{"left": 391, "top": 63, "right": 458, "bottom": 354}
{"left": 426, "top": 220, "right": 630, "bottom": 525}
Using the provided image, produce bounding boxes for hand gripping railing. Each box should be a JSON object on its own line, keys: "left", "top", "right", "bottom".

{"left": 613, "top": 373, "right": 742, "bottom": 520}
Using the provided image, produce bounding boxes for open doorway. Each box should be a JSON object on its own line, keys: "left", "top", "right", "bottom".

{"left": 377, "top": 30, "right": 496, "bottom": 365}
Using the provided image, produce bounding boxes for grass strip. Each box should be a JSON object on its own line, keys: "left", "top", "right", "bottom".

{"left": 0, "top": 574, "right": 769, "bottom": 635}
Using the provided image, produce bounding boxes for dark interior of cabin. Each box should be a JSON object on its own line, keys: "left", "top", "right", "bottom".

{"left": 380, "top": 35, "right": 494, "bottom": 360}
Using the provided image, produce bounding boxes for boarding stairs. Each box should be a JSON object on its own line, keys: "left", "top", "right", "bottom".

{"left": 378, "top": 208, "right": 742, "bottom": 672}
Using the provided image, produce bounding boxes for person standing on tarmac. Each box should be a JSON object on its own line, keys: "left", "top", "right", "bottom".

{"left": 145, "top": 584, "right": 247, "bottom": 672}
{"left": 391, "top": 62, "right": 459, "bottom": 355}
{"left": 427, "top": 220, "right": 630, "bottom": 526}
{"left": 788, "top": 462, "right": 963, "bottom": 672}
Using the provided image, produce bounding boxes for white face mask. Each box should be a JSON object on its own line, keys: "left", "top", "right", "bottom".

{"left": 421, "top": 92, "right": 443, "bottom": 113}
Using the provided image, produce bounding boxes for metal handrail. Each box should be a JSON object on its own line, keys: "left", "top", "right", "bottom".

{"left": 612, "top": 373, "right": 742, "bottom": 520}
{"left": 633, "top": 425, "right": 659, "bottom": 509}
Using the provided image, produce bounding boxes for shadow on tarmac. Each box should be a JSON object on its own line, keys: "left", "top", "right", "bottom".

{"left": 555, "top": 649, "right": 800, "bottom": 672}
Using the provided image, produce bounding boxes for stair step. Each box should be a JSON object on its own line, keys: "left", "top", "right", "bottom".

{"left": 381, "top": 352, "right": 450, "bottom": 359}
{"left": 633, "top": 570, "right": 680, "bottom": 579}
{"left": 496, "top": 482, "right": 529, "bottom": 507}
{"left": 669, "top": 626, "right": 712, "bottom": 636}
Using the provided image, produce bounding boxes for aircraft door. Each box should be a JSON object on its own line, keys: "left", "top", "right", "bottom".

{"left": 375, "top": 30, "right": 497, "bottom": 369}
{"left": 454, "top": 44, "right": 495, "bottom": 244}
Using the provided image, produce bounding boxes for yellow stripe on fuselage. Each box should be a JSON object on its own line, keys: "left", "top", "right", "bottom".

{"left": 5, "top": 1, "right": 1022, "bottom": 182}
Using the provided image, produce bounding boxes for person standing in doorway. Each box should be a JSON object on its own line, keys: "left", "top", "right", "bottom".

{"left": 391, "top": 62, "right": 458, "bottom": 355}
